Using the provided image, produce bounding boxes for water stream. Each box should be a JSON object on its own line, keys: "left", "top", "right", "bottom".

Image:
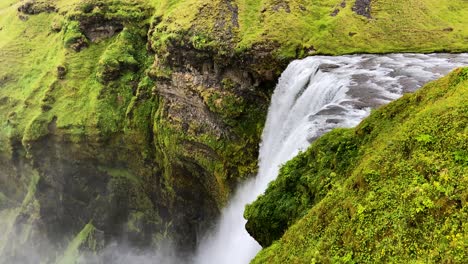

{"left": 194, "top": 53, "right": 468, "bottom": 264}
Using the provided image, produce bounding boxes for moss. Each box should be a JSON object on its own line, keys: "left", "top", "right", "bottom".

{"left": 198, "top": 87, "right": 245, "bottom": 121}
{"left": 98, "top": 166, "right": 139, "bottom": 183}
{"left": 245, "top": 128, "right": 360, "bottom": 247}
{"left": 127, "top": 211, "right": 145, "bottom": 233}
{"left": 248, "top": 68, "right": 468, "bottom": 263}
{"left": 69, "top": 0, "right": 150, "bottom": 23}
{"left": 150, "top": 0, "right": 468, "bottom": 61}
{"left": 96, "top": 27, "right": 145, "bottom": 83}
{"left": 1, "top": 0, "right": 468, "bottom": 259}
{"left": 57, "top": 223, "right": 95, "bottom": 264}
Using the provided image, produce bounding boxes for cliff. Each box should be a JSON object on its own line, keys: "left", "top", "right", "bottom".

{"left": 0, "top": 0, "right": 467, "bottom": 261}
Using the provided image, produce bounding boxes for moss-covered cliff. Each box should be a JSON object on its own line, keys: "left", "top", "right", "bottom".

{"left": 246, "top": 68, "right": 468, "bottom": 262}
{"left": 0, "top": 0, "right": 467, "bottom": 261}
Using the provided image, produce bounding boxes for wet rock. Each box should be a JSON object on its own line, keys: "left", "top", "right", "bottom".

{"left": 319, "top": 63, "right": 340, "bottom": 72}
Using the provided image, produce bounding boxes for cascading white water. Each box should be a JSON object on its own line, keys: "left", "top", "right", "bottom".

{"left": 194, "top": 53, "right": 468, "bottom": 264}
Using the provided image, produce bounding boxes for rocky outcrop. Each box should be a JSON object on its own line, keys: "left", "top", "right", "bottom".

{"left": 352, "top": 0, "right": 372, "bottom": 18}
{"left": 18, "top": 0, "right": 57, "bottom": 15}
{"left": 2, "top": 0, "right": 278, "bottom": 260}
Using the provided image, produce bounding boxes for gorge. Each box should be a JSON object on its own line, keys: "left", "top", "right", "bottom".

{"left": 1, "top": 0, "right": 468, "bottom": 263}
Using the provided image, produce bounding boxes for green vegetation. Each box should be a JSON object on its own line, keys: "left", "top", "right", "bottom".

{"left": 150, "top": 0, "right": 468, "bottom": 59}
{"left": 1, "top": 0, "right": 467, "bottom": 261}
{"left": 247, "top": 68, "right": 468, "bottom": 263}
{"left": 57, "top": 223, "right": 96, "bottom": 264}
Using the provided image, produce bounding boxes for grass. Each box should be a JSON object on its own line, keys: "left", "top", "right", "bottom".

{"left": 149, "top": 0, "right": 468, "bottom": 58}
{"left": 247, "top": 68, "right": 468, "bottom": 263}
{"left": 0, "top": 0, "right": 467, "bottom": 261}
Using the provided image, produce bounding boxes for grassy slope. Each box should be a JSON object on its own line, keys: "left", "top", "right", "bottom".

{"left": 248, "top": 68, "right": 468, "bottom": 263}
{"left": 0, "top": 0, "right": 467, "bottom": 260}
{"left": 151, "top": 0, "right": 468, "bottom": 58}
{"left": 0, "top": 0, "right": 157, "bottom": 257}
{"left": 1, "top": 0, "right": 466, "bottom": 189}
{"left": 0, "top": 0, "right": 131, "bottom": 147}
{"left": 0, "top": 0, "right": 466, "bottom": 153}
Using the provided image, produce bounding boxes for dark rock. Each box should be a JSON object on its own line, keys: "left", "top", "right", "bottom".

{"left": 0, "top": 74, "right": 13, "bottom": 87}
{"left": 82, "top": 23, "right": 124, "bottom": 43}
{"left": 18, "top": 14, "right": 29, "bottom": 21}
{"left": 319, "top": 63, "right": 340, "bottom": 72}
{"left": 331, "top": 8, "right": 340, "bottom": 17}
{"left": 69, "top": 38, "right": 88, "bottom": 52}
{"left": 352, "top": 0, "right": 372, "bottom": 18}
{"left": 331, "top": 1, "right": 347, "bottom": 16}
{"left": 57, "top": 66, "right": 67, "bottom": 79}
{"left": 18, "top": 0, "right": 57, "bottom": 15}
{"left": 272, "top": 2, "right": 291, "bottom": 13}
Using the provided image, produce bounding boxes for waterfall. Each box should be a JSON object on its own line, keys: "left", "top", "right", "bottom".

{"left": 193, "top": 53, "right": 468, "bottom": 264}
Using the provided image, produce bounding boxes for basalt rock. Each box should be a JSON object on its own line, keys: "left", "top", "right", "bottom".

{"left": 352, "top": 0, "right": 372, "bottom": 18}
{"left": 18, "top": 0, "right": 57, "bottom": 15}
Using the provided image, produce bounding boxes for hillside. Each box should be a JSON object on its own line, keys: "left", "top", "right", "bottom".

{"left": 0, "top": 0, "right": 467, "bottom": 261}
{"left": 246, "top": 67, "right": 468, "bottom": 263}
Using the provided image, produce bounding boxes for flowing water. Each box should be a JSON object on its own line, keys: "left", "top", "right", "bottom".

{"left": 194, "top": 53, "right": 468, "bottom": 264}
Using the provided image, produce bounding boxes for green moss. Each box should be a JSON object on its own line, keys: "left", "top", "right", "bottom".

{"left": 127, "top": 211, "right": 145, "bottom": 232}
{"left": 245, "top": 128, "right": 360, "bottom": 247}
{"left": 248, "top": 68, "right": 468, "bottom": 263}
{"left": 69, "top": 0, "right": 151, "bottom": 23}
{"left": 1, "top": 0, "right": 468, "bottom": 259}
{"left": 150, "top": 0, "right": 468, "bottom": 61}
{"left": 57, "top": 223, "right": 95, "bottom": 264}
{"left": 98, "top": 166, "right": 139, "bottom": 183}
{"left": 63, "top": 20, "right": 88, "bottom": 49}
{"left": 199, "top": 88, "right": 245, "bottom": 121}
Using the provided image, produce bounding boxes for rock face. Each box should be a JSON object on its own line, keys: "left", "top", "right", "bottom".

{"left": 1, "top": 0, "right": 274, "bottom": 260}
{"left": 1, "top": 0, "right": 468, "bottom": 261}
